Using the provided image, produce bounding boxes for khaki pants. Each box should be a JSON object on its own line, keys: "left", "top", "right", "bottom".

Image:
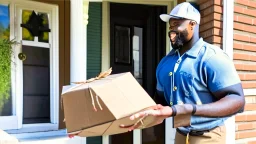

{"left": 175, "top": 126, "right": 226, "bottom": 144}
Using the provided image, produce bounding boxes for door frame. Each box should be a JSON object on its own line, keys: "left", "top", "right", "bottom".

{"left": 100, "top": 1, "right": 176, "bottom": 144}
{"left": 0, "top": 0, "right": 59, "bottom": 132}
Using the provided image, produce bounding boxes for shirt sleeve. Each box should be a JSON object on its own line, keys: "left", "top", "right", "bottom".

{"left": 156, "top": 57, "right": 167, "bottom": 92}
{"left": 204, "top": 52, "right": 241, "bottom": 93}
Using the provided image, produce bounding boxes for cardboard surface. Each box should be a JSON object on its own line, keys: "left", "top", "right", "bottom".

{"left": 62, "top": 72, "right": 156, "bottom": 137}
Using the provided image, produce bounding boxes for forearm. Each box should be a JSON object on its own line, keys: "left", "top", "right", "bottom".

{"left": 174, "top": 95, "right": 245, "bottom": 117}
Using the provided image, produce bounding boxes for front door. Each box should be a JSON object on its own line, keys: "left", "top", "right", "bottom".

{"left": 110, "top": 3, "right": 167, "bottom": 144}
{"left": 15, "top": 2, "right": 59, "bottom": 127}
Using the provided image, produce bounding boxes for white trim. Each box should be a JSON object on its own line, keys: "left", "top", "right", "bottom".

{"left": 11, "top": 129, "right": 66, "bottom": 140}
{"left": 223, "top": 0, "right": 234, "bottom": 59}
{"left": 21, "top": 41, "right": 50, "bottom": 48}
{"left": 222, "top": 0, "right": 235, "bottom": 144}
{"left": 70, "top": 0, "right": 87, "bottom": 83}
{"left": 133, "top": 129, "right": 142, "bottom": 144}
{"left": 165, "top": 117, "right": 175, "bottom": 144}
{"left": 6, "top": 123, "right": 58, "bottom": 134}
{"left": 243, "top": 89, "right": 256, "bottom": 96}
{"left": 50, "top": 3, "right": 59, "bottom": 125}
{"left": 0, "top": 116, "right": 18, "bottom": 130}
{"left": 1, "top": 0, "right": 59, "bottom": 131}
{"left": 101, "top": 1, "right": 110, "bottom": 71}
{"left": 102, "top": 135, "right": 110, "bottom": 144}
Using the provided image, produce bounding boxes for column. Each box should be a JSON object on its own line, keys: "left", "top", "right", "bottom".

{"left": 70, "top": 0, "right": 89, "bottom": 83}
{"left": 70, "top": 0, "right": 89, "bottom": 143}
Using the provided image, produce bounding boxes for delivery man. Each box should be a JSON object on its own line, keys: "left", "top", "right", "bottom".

{"left": 120, "top": 2, "right": 245, "bottom": 144}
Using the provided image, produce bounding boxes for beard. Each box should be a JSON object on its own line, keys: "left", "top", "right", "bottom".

{"left": 170, "top": 29, "right": 189, "bottom": 50}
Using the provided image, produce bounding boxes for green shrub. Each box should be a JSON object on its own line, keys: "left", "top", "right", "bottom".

{"left": 0, "top": 39, "right": 15, "bottom": 114}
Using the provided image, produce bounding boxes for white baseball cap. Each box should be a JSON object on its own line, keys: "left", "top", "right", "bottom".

{"left": 160, "top": 2, "right": 201, "bottom": 24}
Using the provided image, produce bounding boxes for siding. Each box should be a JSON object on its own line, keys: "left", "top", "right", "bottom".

{"left": 87, "top": 2, "right": 102, "bottom": 79}
{"left": 86, "top": 2, "right": 102, "bottom": 144}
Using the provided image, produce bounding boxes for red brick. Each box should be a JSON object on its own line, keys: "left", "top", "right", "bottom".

{"left": 236, "top": 130, "right": 256, "bottom": 139}
{"left": 251, "top": 37, "right": 256, "bottom": 43}
{"left": 242, "top": 81, "right": 256, "bottom": 88}
{"left": 200, "top": 0, "right": 214, "bottom": 10}
{"left": 243, "top": 44, "right": 256, "bottom": 52}
{"left": 234, "top": 5, "right": 245, "bottom": 13}
{"left": 249, "top": 1, "right": 256, "bottom": 8}
{"left": 199, "top": 21, "right": 222, "bottom": 32}
{"left": 201, "top": 13, "right": 222, "bottom": 25}
{"left": 234, "top": 15, "right": 253, "bottom": 25}
{"left": 235, "top": 63, "right": 256, "bottom": 71}
{"left": 235, "top": 0, "right": 256, "bottom": 9}
{"left": 244, "top": 25, "right": 256, "bottom": 34}
{"left": 236, "top": 122, "right": 255, "bottom": 131}
{"left": 235, "top": 0, "right": 249, "bottom": 7}
{"left": 248, "top": 141, "right": 256, "bottom": 144}
{"left": 245, "top": 104, "right": 256, "bottom": 111}
{"left": 236, "top": 114, "right": 247, "bottom": 122}
{"left": 234, "top": 52, "right": 256, "bottom": 62}
{"left": 200, "top": 28, "right": 222, "bottom": 38}
{"left": 234, "top": 34, "right": 250, "bottom": 42}
{"left": 205, "top": 36, "right": 222, "bottom": 44}
{"left": 239, "top": 73, "right": 256, "bottom": 80}
{"left": 234, "top": 22, "right": 244, "bottom": 31}
{"left": 234, "top": 42, "right": 256, "bottom": 52}
{"left": 201, "top": 5, "right": 223, "bottom": 17}
{"left": 234, "top": 5, "right": 256, "bottom": 17}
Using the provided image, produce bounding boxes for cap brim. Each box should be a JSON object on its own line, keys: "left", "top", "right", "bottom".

{"left": 160, "top": 14, "right": 184, "bottom": 22}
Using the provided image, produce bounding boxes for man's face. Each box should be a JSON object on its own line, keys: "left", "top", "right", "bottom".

{"left": 168, "top": 18, "right": 195, "bottom": 50}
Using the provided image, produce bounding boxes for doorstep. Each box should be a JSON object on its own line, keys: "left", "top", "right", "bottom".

{"left": 10, "top": 130, "right": 87, "bottom": 144}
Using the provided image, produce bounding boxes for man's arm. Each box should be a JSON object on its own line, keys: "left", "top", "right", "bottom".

{"left": 174, "top": 83, "right": 245, "bottom": 117}
{"left": 174, "top": 52, "right": 245, "bottom": 117}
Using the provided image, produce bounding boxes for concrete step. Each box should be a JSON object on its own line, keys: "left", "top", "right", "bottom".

{"left": 10, "top": 130, "right": 86, "bottom": 144}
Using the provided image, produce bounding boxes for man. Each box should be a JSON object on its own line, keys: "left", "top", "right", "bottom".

{"left": 120, "top": 2, "right": 245, "bottom": 144}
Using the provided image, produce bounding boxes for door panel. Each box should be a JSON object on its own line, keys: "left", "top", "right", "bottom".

{"left": 22, "top": 46, "right": 50, "bottom": 124}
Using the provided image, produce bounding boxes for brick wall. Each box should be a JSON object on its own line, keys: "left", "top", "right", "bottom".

{"left": 198, "top": 0, "right": 256, "bottom": 143}
{"left": 198, "top": 0, "right": 223, "bottom": 47}
{"left": 234, "top": 0, "right": 256, "bottom": 143}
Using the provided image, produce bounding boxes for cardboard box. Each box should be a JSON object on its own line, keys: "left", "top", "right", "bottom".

{"left": 62, "top": 72, "right": 157, "bottom": 137}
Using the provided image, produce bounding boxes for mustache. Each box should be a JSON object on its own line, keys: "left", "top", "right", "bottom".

{"left": 169, "top": 31, "right": 184, "bottom": 50}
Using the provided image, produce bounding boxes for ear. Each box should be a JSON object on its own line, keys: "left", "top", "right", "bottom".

{"left": 190, "top": 21, "right": 197, "bottom": 30}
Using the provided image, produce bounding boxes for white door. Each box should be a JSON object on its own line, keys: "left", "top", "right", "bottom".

{"left": 0, "top": 0, "right": 59, "bottom": 132}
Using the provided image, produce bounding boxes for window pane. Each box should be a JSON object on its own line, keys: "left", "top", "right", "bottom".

{"left": 22, "top": 10, "right": 34, "bottom": 41}
{"left": 0, "top": 4, "right": 12, "bottom": 116}
{"left": 133, "top": 27, "right": 143, "bottom": 85}
{"left": 38, "top": 12, "right": 49, "bottom": 43}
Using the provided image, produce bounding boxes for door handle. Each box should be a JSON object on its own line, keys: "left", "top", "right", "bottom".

{"left": 18, "top": 53, "right": 26, "bottom": 61}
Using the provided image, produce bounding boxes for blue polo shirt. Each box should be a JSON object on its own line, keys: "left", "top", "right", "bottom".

{"left": 156, "top": 38, "right": 241, "bottom": 133}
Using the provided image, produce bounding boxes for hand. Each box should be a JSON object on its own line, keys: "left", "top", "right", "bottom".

{"left": 120, "top": 104, "right": 173, "bottom": 131}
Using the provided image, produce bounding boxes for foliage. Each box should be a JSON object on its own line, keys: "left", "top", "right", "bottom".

{"left": 0, "top": 38, "right": 16, "bottom": 114}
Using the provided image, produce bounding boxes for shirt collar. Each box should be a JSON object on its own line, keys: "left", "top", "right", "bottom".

{"left": 167, "top": 38, "right": 205, "bottom": 58}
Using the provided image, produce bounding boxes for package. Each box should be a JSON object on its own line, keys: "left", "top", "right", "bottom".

{"left": 62, "top": 70, "right": 157, "bottom": 137}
